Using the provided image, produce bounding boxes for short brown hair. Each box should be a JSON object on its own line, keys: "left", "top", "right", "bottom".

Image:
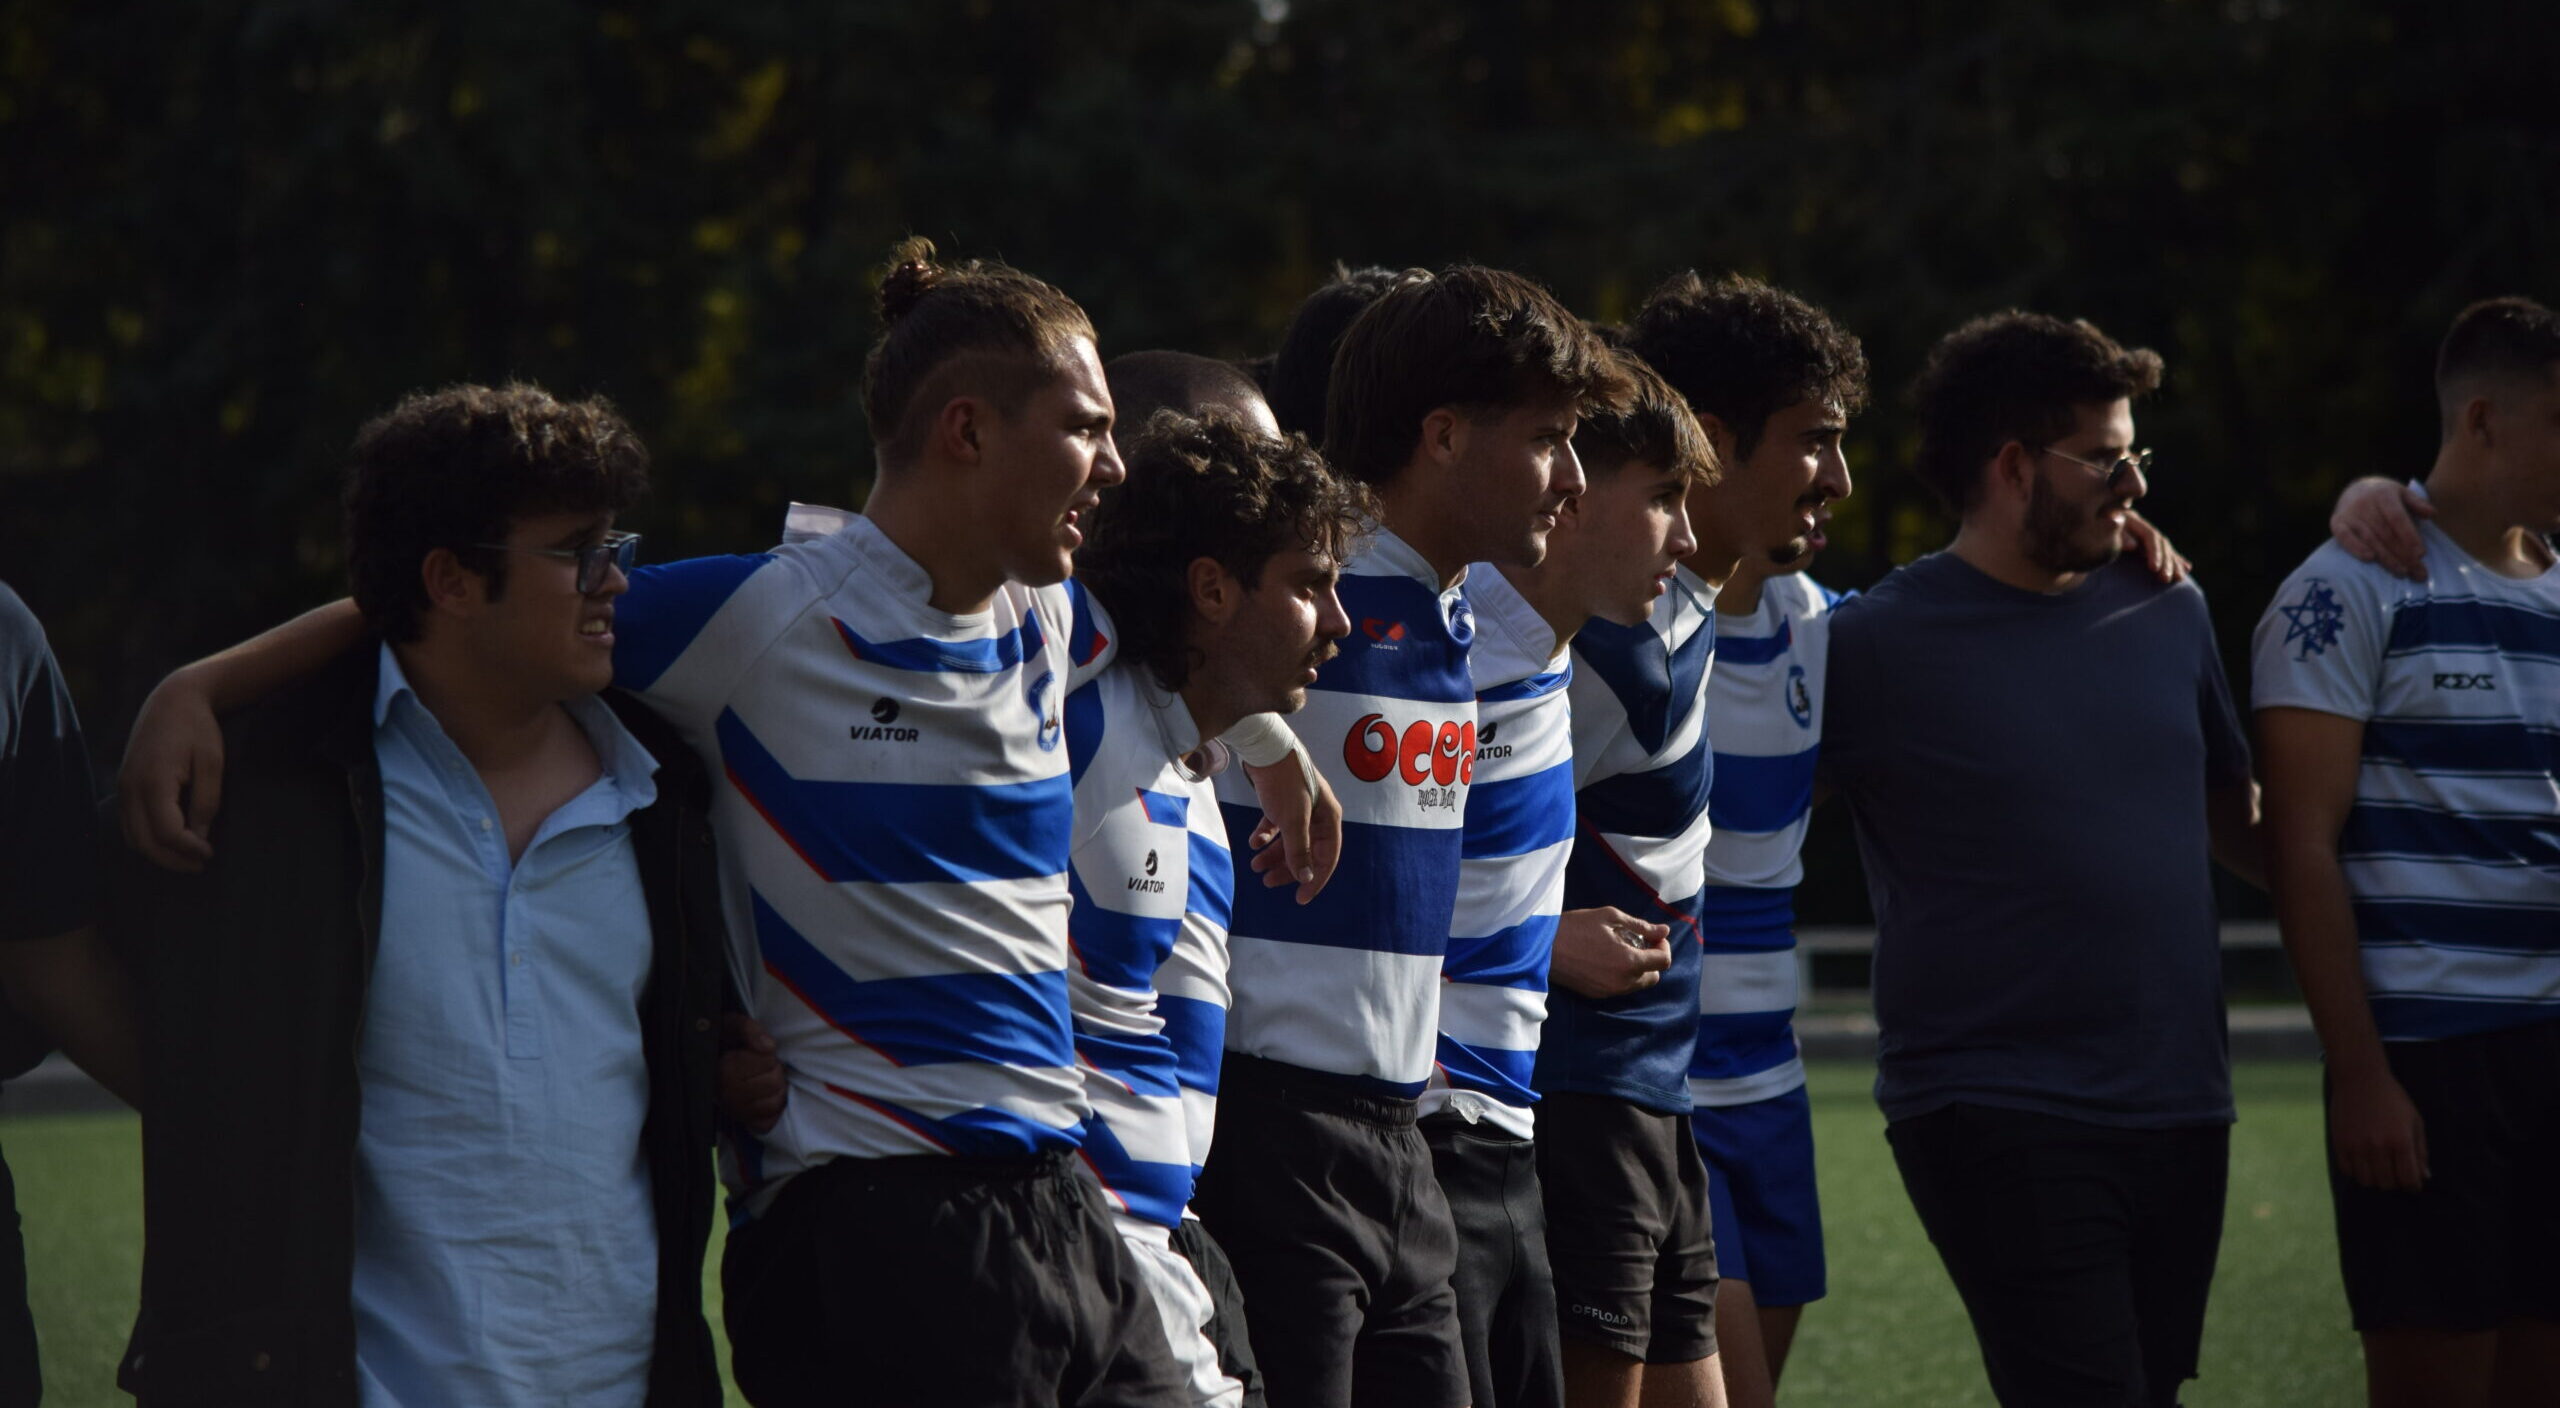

{"left": 1077, "top": 410, "right": 1375, "bottom": 693}
{"left": 861, "top": 237, "right": 1096, "bottom": 470}
{"left": 1909, "top": 312, "right": 2163, "bottom": 513}
{"left": 1322, "top": 266, "right": 1630, "bottom": 487}
{"left": 344, "top": 382, "right": 650, "bottom": 643}
{"left": 1573, "top": 346, "right": 1721, "bottom": 488}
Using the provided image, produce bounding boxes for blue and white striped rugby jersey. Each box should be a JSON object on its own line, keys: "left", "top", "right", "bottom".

{"left": 1541, "top": 566, "right": 1719, "bottom": 1115}
{"left": 612, "top": 508, "right": 1118, "bottom": 1206}
{"left": 1421, "top": 565, "right": 1573, "bottom": 1138}
{"left": 1692, "top": 572, "right": 1841, "bottom": 1108}
{"left": 1216, "top": 528, "right": 1477, "bottom": 1096}
{"left": 1063, "top": 663, "right": 1236, "bottom": 1231}
{"left": 2252, "top": 512, "right": 2560, "bottom": 1042}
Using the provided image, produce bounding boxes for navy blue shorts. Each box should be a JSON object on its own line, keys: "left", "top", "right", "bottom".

{"left": 1692, "top": 1084, "right": 1827, "bottom": 1307}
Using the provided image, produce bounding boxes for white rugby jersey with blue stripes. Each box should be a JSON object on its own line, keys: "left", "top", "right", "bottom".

{"left": 609, "top": 507, "right": 1121, "bottom": 1204}
{"left": 1215, "top": 527, "right": 1477, "bottom": 1095}
{"left": 1692, "top": 572, "right": 1841, "bottom": 1108}
{"left": 1421, "top": 565, "right": 1573, "bottom": 1139}
{"left": 2251, "top": 511, "right": 2560, "bottom": 1042}
{"left": 1062, "top": 662, "right": 1236, "bottom": 1231}
{"left": 1541, "top": 565, "right": 1719, "bottom": 1114}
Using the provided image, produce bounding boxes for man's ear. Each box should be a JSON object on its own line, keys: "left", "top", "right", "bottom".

{"left": 1186, "top": 556, "right": 1239, "bottom": 626}
{"left": 1988, "top": 440, "right": 2038, "bottom": 504}
{"left": 929, "top": 396, "right": 986, "bottom": 467}
{"left": 1419, "top": 407, "right": 1465, "bottom": 468}
{"left": 2460, "top": 394, "right": 2496, "bottom": 450}
{"left": 1697, "top": 412, "right": 1740, "bottom": 471}
{"left": 418, "top": 547, "right": 485, "bottom": 620}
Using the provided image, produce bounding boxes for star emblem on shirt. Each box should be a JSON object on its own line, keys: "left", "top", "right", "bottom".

{"left": 2280, "top": 578, "right": 2347, "bottom": 660}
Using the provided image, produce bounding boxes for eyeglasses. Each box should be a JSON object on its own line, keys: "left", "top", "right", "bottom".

{"left": 471, "top": 531, "right": 640, "bottom": 594}
{"left": 2039, "top": 446, "right": 2153, "bottom": 492}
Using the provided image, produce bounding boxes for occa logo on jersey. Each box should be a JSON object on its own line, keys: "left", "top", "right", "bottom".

{"left": 1343, "top": 714, "right": 1476, "bottom": 787}
{"left": 849, "top": 696, "right": 921, "bottom": 742}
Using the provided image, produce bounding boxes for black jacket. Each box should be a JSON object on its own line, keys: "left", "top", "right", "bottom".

{"left": 110, "top": 643, "right": 725, "bottom": 1407}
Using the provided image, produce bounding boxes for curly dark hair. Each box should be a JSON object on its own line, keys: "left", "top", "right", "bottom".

{"left": 1077, "top": 409, "right": 1376, "bottom": 693}
{"left": 1909, "top": 311, "right": 2164, "bottom": 513}
{"left": 1324, "top": 265, "right": 1633, "bottom": 488}
{"left": 862, "top": 236, "right": 1096, "bottom": 470}
{"left": 1628, "top": 273, "right": 1868, "bottom": 462}
{"left": 344, "top": 382, "right": 650, "bottom": 643}
{"left": 1574, "top": 346, "right": 1721, "bottom": 488}
{"left": 1268, "top": 264, "right": 1412, "bottom": 439}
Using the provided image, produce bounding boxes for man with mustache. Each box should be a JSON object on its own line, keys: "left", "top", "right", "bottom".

{"left": 1817, "top": 312, "right": 2266, "bottom": 1408}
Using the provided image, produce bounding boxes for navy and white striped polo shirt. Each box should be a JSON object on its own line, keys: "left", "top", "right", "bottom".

{"left": 2252, "top": 512, "right": 2560, "bottom": 1041}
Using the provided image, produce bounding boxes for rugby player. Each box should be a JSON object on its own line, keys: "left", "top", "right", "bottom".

{"left": 1423, "top": 346, "right": 1714, "bottom": 1408}
{"left": 2255, "top": 297, "right": 2560, "bottom": 1408}
{"left": 1192, "top": 265, "right": 1626, "bottom": 1408}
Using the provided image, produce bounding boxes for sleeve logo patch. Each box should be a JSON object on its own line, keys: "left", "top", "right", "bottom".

{"left": 2279, "top": 578, "right": 2347, "bottom": 660}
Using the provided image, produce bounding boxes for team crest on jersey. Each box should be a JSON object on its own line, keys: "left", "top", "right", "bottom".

{"left": 2279, "top": 579, "right": 2347, "bottom": 660}
{"left": 1787, "top": 665, "right": 1813, "bottom": 728}
{"left": 1027, "top": 669, "right": 1062, "bottom": 751}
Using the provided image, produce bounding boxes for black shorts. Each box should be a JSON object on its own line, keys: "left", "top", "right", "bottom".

{"left": 1888, "top": 1103, "right": 2228, "bottom": 1408}
{"left": 1191, "top": 1054, "right": 1468, "bottom": 1408}
{"left": 721, "top": 1148, "right": 1182, "bottom": 1408}
{"left": 1423, "top": 1115, "right": 1564, "bottom": 1408}
{"left": 2330, "top": 1016, "right": 2560, "bottom": 1333}
{"left": 1534, "top": 1092, "right": 1720, "bottom": 1365}
{"left": 1171, "top": 1216, "right": 1267, "bottom": 1408}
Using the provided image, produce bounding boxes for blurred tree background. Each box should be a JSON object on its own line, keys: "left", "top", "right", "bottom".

{"left": 5, "top": 0, "right": 2555, "bottom": 919}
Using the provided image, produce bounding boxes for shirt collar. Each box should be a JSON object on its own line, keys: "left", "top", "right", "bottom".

{"left": 1466, "top": 564, "right": 1566, "bottom": 675}
{"left": 1138, "top": 674, "right": 1207, "bottom": 762}
{"left": 373, "top": 642, "right": 660, "bottom": 810}
{"left": 786, "top": 503, "right": 948, "bottom": 617}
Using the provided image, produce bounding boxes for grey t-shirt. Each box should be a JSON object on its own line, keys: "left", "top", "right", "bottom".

{"left": 1821, "top": 552, "right": 2252, "bottom": 1128}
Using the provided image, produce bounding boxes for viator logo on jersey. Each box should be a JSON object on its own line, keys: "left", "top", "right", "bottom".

{"left": 848, "top": 696, "right": 921, "bottom": 742}
{"left": 1476, "top": 718, "right": 1512, "bottom": 761}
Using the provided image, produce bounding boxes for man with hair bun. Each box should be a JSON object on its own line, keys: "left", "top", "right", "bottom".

{"left": 1820, "top": 312, "right": 2265, "bottom": 1408}
{"left": 115, "top": 243, "right": 1336, "bottom": 1406}
{"left": 2255, "top": 296, "right": 2560, "bottom": 1408}
{"left": 1192, "top": 264, "right": 1626, "bottom": 1408}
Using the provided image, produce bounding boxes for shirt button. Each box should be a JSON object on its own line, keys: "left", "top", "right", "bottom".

{"left": 251, "top": 1351, "right": 271, "bottom": 1371}
{"left": 510, "top": 953, "right": 524, "bottom": 967}
{"left": 481, "top": 817, "right": 493, "bottom": 832}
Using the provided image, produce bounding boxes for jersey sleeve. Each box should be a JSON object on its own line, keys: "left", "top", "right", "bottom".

{"left": 0, "top": 591, "right": 99, "bottom": 943}
{"left": 1047, "top": 579, "right": 1120, "bottom": 693}
{"left": 2250, "top": 548, "right": 2390, "bottom": 724}
{"left": 610, "top": 552, "right": 789, "bottom": 735}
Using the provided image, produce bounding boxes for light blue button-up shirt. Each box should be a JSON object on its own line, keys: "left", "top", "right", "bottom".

{"left": 352, "top": 645, "right": 662, "bottom": 1408}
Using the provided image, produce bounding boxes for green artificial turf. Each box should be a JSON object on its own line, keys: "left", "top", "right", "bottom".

{"left": 6, "top": 1062, "right": 2360, "bottom": 1407}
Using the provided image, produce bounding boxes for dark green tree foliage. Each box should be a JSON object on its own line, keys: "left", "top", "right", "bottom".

{"left": 4, "top": 0, "right": 2555, "bottom": 915}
